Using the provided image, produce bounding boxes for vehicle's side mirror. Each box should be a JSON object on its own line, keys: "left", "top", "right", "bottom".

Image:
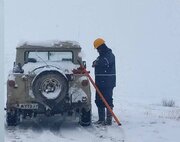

{"left": 82, "top": 61, "right": 86, "bottom": 68}
{"left": 13, "top": 63, "right": 24, "bottom": 73}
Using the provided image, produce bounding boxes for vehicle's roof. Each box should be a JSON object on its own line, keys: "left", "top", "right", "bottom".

{"left": 17, "top": 40, "right": 81, "bottom": 49}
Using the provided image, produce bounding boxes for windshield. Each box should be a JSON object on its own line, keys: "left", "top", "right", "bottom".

{"left": 27, "top": 51, "right": 73, "bottom": 62}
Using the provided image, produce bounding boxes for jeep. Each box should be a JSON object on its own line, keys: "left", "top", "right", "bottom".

{"left": 6, "top": 41, "right": 91, "bottom": 126}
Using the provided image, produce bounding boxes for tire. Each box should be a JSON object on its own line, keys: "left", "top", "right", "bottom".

{"left": 32, "top": 71, "right": 68, "bottom": 106}
{"left": 6, "top": 110, "right": 20, "bottom": 126}
{"left": 79, "top": 108, "right": 91, "bottom": 126}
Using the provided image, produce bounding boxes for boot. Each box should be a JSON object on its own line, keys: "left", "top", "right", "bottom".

{"left": 95, "top": 107, "right": 105, "bottom": 124}
{"left": 105, "top": 108, "right": 112, "bottom": 125}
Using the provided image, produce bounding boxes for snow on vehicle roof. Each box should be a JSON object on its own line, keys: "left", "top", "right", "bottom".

{"left": 17, "top": 40, "right": 81, "bottom": 49}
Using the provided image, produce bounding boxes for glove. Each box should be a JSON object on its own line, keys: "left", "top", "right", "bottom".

{"left": 92, "top": 60, "right": 97, "bottom": 67}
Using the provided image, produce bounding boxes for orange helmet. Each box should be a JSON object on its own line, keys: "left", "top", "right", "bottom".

{"left": 93, "top": 38, "right": 105, "bottom": 49}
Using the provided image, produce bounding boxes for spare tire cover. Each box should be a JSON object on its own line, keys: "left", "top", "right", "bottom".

{"left": 32, "top": 71, "right": 68, "bottom": 104}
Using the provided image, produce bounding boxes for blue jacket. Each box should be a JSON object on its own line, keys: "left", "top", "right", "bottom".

{"left": 94, "top": 44, "right": 116, "bottom": 88}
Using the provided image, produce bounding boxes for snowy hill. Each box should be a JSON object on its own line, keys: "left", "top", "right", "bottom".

{"left": 4, "top": 0, "right": 180, "bottom": 142}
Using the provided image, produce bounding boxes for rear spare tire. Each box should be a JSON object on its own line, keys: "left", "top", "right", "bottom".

{"left": 32, "top": 71, "right": 68, "bottom": 105}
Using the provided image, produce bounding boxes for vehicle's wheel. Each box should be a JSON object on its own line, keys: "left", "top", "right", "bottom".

{"left": 32, "top": 71, "right": 68, "bottom": 106}
{"left": 6, "top": 110, "right": 20, "bottom": 126}
{"left": 79, "top": 108, "right": 91, "bottom": 126}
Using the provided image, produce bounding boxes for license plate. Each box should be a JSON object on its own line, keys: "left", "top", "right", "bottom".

{"left": 16, "top": 103, "right": 38, "bottom": 109}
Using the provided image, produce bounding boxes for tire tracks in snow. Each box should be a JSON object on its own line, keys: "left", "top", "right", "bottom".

{"left": 5, "top": 116, "right": 127, "bottom": 142}
{"left": 5, "top": 115, "right": 65, "bottom": 141}
{"left": 81, "top": 122, "right": 126, "bottom": 142}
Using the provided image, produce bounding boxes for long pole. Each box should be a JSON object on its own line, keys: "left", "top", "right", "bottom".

{"left": 78, "top": 61, "right": 121, "bottom": 126}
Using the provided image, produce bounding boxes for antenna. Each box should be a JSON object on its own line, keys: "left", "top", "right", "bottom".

{"left": 77, "top": 24, "right": 80, "bottom": 43}
{"left": 35, "top": 51, "right": 49, "bottom": 67}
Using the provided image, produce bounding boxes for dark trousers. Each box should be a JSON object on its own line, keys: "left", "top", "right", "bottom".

{"left": 95, "top": 87, "right": 114, "bottom": 122}
{"left": 95, "top": 87, "right": 114, "bottom": 108}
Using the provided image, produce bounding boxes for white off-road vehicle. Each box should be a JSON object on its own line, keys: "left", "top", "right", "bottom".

{"left": 6, "top": 41, "right": 91, "bottom": 126}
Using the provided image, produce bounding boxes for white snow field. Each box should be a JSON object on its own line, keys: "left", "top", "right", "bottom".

{"left": 5, "top": 96, "right": 180, "bottom": 142}
{"left": 4, "top": 0, "right": 180, "bottom": 142}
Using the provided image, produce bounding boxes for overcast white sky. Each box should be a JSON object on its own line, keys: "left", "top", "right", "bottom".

{"left": 4, "top": 0, "right": 180, "bottom": 102}
{"left": 0, "top": 0, "right": 4, "bottom": 141}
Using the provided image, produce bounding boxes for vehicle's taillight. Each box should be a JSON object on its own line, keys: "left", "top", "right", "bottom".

{"left": 81, "top": 80, "right": 89, "bottom": 86}
{"left": 8, "top": 80, "right": 15, "bottom": 87}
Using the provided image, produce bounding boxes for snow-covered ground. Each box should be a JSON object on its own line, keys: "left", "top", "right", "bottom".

{"left": 5, "top": 95, "right": 180, "bottom": 142}
{"left": 4, "top": 0, "right": 180, "bottom": 142}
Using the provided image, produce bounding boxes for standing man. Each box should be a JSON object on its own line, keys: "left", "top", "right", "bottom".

{"left": 92, "top": 38, "right": 116, "bottom": 125}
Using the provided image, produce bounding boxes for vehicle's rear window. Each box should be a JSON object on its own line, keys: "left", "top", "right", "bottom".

{"left": 27, "top": 51, "right": 73, "bottom": 62}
